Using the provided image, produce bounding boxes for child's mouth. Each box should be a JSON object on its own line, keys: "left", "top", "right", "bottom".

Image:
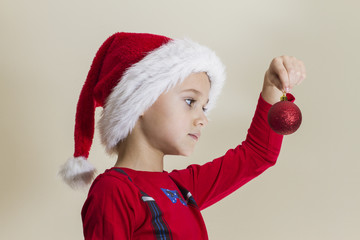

{"left": 188, "top": 133, "right": 200, "bottom": 141}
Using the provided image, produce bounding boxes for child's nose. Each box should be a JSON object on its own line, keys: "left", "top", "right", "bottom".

{"left": 194, "top": 111, "right": 208, "bottom": 127}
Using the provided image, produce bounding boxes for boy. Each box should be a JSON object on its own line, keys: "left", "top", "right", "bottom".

{"left": 60, "top": 32, "right": 306, "bottom": 239}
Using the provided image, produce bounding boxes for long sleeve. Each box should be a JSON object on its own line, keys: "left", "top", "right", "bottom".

{"left": 169, "top": 93, "right": 283, "bottom": 210}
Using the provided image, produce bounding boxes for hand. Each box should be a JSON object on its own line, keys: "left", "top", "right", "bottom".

{"left": 261, "top": 56, "right": 306, "bottom": 105}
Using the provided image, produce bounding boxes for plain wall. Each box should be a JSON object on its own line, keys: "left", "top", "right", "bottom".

{"left": 1, "top": 0, "right": 359, "bottom": 239}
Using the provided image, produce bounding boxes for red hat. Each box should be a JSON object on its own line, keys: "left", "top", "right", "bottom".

{"left": 59, "top": 32, "right": 226, "bottom": 189}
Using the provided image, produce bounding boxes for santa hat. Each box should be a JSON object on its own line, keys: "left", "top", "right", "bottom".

{"left": 59, "top": 32, "right": 226, "bottom": 189}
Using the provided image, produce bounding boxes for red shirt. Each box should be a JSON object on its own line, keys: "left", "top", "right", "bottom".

{"left": 82, "top": 94, "right": 283, "bottom": 239}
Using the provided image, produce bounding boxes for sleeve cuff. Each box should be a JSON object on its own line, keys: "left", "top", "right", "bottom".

{"left": 259, "top": 92, "right": 273, "bottom": 110}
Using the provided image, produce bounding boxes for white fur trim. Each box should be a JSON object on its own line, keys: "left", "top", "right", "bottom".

{"left": 99, "top": 38, "right": 226, "bottom": 154}
{"left": 59, "top": 156, "right": 96, "bottom": 189}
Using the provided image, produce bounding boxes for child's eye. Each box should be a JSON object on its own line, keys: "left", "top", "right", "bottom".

{"left": 186, "top": 99, "right": 208, "bottom": 113}
{"left": 185, "top": 99, "right": 195, "bottom": 107}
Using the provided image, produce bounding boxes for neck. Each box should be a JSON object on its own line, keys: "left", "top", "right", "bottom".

{"left": 114, "top": 132, "right": 164, "bottom": 172}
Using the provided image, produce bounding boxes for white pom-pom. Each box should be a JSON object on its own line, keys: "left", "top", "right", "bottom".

{"left": 59, "top": 156, "right": 96, "bottom": 189}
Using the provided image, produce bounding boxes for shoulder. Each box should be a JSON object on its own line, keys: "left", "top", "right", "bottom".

{"left": 87, "top": 169, "right": 141, "bottom": 201}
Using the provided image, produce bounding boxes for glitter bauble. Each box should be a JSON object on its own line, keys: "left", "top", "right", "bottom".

{"left": 268, "top": 94, "right": 302, "bottom": 135}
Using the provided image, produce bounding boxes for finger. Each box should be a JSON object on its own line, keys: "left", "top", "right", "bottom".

{"left": 298, "top": 60, "right": 306, "bottom": 84}
{"left": 283, "top": 56, "right": 303, "bottom": 90}
{"left": 271, "top": 57, "right": 289, "bottom": 92}
{"left": 292, "top": 59, "right": 306, "bottom": 86}
{"left": 293, "top": 62, "right": 303, "bottom": 86}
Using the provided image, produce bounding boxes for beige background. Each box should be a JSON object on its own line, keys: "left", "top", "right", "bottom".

{"left": 1, "top": 0, "right": 359, "bottom": 239}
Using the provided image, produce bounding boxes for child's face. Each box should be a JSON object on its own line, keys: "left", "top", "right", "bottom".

{"left": 139, "top": 72, "right": 210, "bottom": 157}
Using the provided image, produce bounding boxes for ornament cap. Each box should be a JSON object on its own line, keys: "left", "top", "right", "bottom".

{"left": 280, "top": 94, "right": 288, "bottom": 101}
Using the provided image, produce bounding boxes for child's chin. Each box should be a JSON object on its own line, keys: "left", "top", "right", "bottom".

{"left": 179, "top": 149, "right": 194, "bottom": 157}
{"left": 168, "top": 149, "right": 194, "bottom": 157}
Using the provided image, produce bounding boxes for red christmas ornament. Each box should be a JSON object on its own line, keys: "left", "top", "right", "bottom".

{"left": 268, "top": 93, "right": 302, "bottom": 135}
